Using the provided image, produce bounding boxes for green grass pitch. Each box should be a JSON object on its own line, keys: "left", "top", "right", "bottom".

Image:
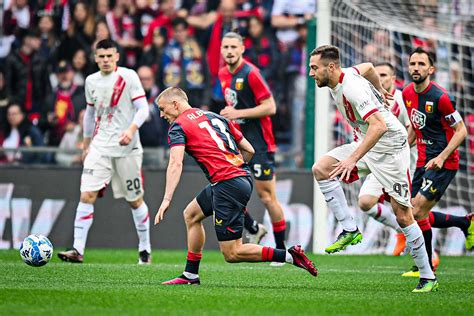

{"left": 1, "top": 249, "right": 473, "bottom": 315}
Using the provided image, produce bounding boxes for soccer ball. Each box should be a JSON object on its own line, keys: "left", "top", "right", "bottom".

{"left": 19, "top": 234, "right": 53, "bottom": 267}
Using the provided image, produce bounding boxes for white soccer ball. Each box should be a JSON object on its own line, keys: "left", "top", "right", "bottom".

{"left": 19, "top": 234, "right": 53, "bottom": 267}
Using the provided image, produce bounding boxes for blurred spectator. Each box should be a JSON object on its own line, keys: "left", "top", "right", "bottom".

{"left": 57, "top": 1, "right": 95, "bottom": 61}
{"left": 134, "top": 0, "right": 161, "bottom": 41}
{"left": 43, "top": 60, "right": 86, "bottom": 146}
{"left": 271, "top": 0, "right": 315, "bottom": 46}
{"left": 161, "top": 17, "right": 209, "bottom": 107}
{"left": 143, "top": 0, "right": 177, "bottom": 49}
{"left": 0, "top": 67, "right": 8, "bottom": 128}
{"left": 95, "top": 0, "right": 111, "bottom": 20}
{"left": 362, "top": 30, "right": 394, "bottom": 64}
{"left": 244, "top": 15, "right": 280, "bottom": 88}
{"left": 37, "top": 13, "right": 60, "bottom": 62}
{"left": 55, "top": 109, "right": 85, "bottom": 167}
{"left": 4, "top": 29, "right": 51, "bottom": 125}
{"left": 71, "top": 48, "right": 94, "bottom": 87}
{"left": 0, "top": 103, "right": 46, "bottom": 164}
{"left": 105, "top": 0, "right": 142, "bottom": 68}
{"left": 137, "top": 66, "right": 168, "bottom": 166}
{"left": 3, "top": 0, "right": 34, "bottom": 38}
{"left": 138, "top": 24, "right": 166, "bottom": 80}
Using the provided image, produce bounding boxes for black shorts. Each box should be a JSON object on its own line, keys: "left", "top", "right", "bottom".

{"left": 249, "top": 152, "right": 275, "bottom": 181}
{"left": 412, "top": 167, "right": 457, "bottom": 202}
{"left": 196, "top": 176, "right": 253, "bottom": 241}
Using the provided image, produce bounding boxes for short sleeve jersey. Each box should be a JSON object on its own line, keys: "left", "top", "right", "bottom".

{"left": 330, "top": 68, "right": 407, "bottom": 153}
{"left": 85, "top": 67, "right": 146, "bottom": 157}
{"left": 391, "top": 89, "right": 410, "bottom": 128}
{"left": 168, "top": 108, "right": 251, "bottom": 183}
{"left": 219, "top": 60, "right": 276, "bottom": 154}
{"left": 402, "top": 81, "right": 460, "bottom": 170}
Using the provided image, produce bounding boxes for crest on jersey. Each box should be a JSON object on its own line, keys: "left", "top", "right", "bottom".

{"left": 410, "top": 108, "right": 426, "bottom": 129}
{"left": 425, "top": 101, "right": 434, "bottom": 113}
{"left": 235, "top": 78, "right": 244, "bottom": 90}
{"left": 224, "top": 88, "right": 238, "bottom": 107}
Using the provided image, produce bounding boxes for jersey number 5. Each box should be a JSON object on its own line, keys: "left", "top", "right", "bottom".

{"left": 199, "top": 119, "right": 235, "bottom": 152}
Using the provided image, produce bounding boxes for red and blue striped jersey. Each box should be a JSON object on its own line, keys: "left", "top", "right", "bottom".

{"left": 402, "top": 81, "right": 460, "bottom": 170}
{"left": 219, "top": 60, "right": 277, "bottom": 153}
{"left": 168, "top": 108, "right": 251, "bottom": 183}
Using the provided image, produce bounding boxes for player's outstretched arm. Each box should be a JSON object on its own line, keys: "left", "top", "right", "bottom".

{"left": 237, "top": 137, "right": 255, "bottom": 163}
{"left": 155, "top": 145, "right": 185, "bottom": 225}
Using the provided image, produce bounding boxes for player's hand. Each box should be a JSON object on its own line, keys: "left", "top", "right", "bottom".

{"left": 155, "top": 199, "right": 171, "bottom": 225}
{"left": 329, "top": 157, "right": 357, "bottom": 182}
{"left": 119, "top": 128, "right": 134, "bottom": 146}
{"left": 380, "top": 87, "right": 393, "bottom": 109}
{"left": 220, "top": 106, "right": 240, "bottom": 120}
{"left": 425, "top": 157, "right": 444, "bottom": 171}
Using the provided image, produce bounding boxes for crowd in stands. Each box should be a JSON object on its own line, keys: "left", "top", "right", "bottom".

{"left": 0, "top": 0, "right": 316, "bottom": 166}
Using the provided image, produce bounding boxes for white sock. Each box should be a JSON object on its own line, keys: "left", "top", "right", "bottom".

{"left": 366, "top": 203, "right": 402, "bottom": 233}
{"left": 402, "top": 222, "right": 435, "bottom": 279}
{"left": 73, "top": 202, "right": 94, "bottom": 255}
{"left": 285, "top": 250, "right": 293, "bottom": 264}
{"left": 183, "top": 271, "right": 199, "bottom": 279}
{"left": 131, "top": 202, "right": 151, "bottom": 253}
{"left": 318, "top": 180, "right": 357, "bottom": 231}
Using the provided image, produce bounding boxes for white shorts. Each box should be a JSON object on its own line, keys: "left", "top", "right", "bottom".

{"left": 81, "top": 146, "right": 144, "bottom": 202}
{"left": 327, "top": 142, "right": 412, "bottom": 207}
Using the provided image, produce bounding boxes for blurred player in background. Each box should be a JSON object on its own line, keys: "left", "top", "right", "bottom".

{"left": 218, "top": 32, "right": 286, "bottom": 253}
{"left": 401, "top": 47, "right": 472, "bottom": 278}
{"left": 58, "top": 40, "right": 152, "bottom": 264}
{"left": 357, "top": 62, "right": 417, "bottom": 256}
{"left": 309, "top": 45, "right": 438, "bottom": 292}
{"left": 154, "top": 87, "right": 317, "bottom": 285}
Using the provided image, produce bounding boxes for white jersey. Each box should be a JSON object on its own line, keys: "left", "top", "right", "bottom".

{"left": 85, "top": 67, "right": 146, "bottom": 157}
{"left": 330, "top": 68, "right": 407, "bottom": 153}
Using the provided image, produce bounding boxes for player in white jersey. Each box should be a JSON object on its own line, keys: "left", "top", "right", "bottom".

{"left": 309, "top": 45, "right": 438, "bottom": 292}
{"left": 357, "top": 62, "right": 418, "bottom": 256}
{"left": 58, "top": 40, "right": 152, "bottom": 264}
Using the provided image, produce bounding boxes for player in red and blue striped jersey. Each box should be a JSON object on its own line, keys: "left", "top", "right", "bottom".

{"left": 401, "top": 47, "right": 473, "bottom": 278}
{"left": 154, "top": 87, "right": 317, "bottom": 285}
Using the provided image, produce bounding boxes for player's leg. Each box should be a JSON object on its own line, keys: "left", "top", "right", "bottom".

{"left": 251, "top": 153, "right": 286, "bottom": 249}
{"left": 390, "top": 200, "right": 438, "bottom": 292}
{"left": 213, "top": 176, "right": 316, "bottom": 276}
{"left": 254, "top": 178, "right": 286, "bottom": 249}
{"left": 243, "top": 208, "right": 268, "bottom": 244}
{"left": 114, "top": 154, "right": 151, "bottom": 264}
{"left": 162, "top": 187, "right": 211, "bottom": 285}
{"left": 429, "top": 211, "right": 474, "bottom": 249}
{"left": 312, "top": 143, "right": 362, "bottom": 253}
{"left": 58, "top": 149, "right": 112, "bottom": 263}
{"left": 358, "top": 175, "right": 404, "bottom": 255}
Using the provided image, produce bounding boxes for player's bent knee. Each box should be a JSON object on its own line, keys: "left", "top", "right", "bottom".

{"left": 358, "top": 196, "right": 375, "bottom": 212}
{"left": 222, "top": 249, "right": 239, "bottom": 263}
{"left": 128, "top": 197, "right": 143, "bottom": 209}
{"left": 312, "top": 162, "right": 329, "bottom": 181}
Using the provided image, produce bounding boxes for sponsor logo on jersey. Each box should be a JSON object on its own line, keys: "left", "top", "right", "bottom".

{"left": 224, "top": 88, "right": 238, "bottom": 107}
{"left": 425, "top": 101, "right": 434, "bottom": 113}
{"left": 418, "top": 138, "right": 434, "bottom": 145}
{"left": 410, "top": 108, "right": 426, "bottom": 129}
{"left": 235, "top": 78, "right": 244, "bottom": 90}
{"left": 215, "top": 218, "right": 223, "bottom": 225}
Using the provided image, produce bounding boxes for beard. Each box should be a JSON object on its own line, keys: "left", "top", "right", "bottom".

{"left": 316, "top": 75, "right": 329, "bottom": 87}
{"left": 411, "top": 73, "right": 428, "bottom": 84}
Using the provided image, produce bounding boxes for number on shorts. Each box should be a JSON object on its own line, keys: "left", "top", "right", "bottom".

{"left": 393, "top": 182, "right": 410, "bottom": 199}
{"left": 126, "top": 178, "right": 141, "bottom": 191}
{"left": 421, "top": 178, "right": 433, "bottom": 192}
{"left": 198, "top": 119, "right": 235, "bottom": 151}
{"left": 253, "top": 164, "right": 262, "bottom": 177}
